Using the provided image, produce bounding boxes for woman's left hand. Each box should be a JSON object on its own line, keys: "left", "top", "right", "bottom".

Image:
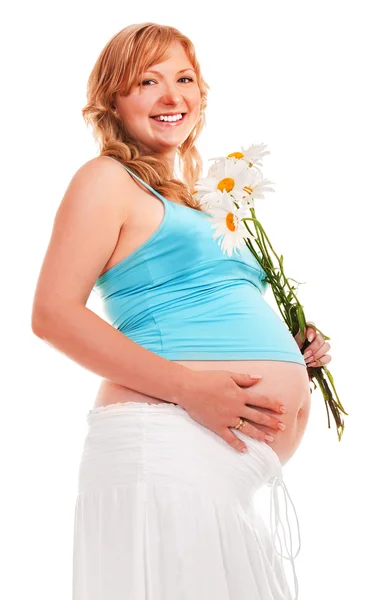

{"left": 294, "top": 321, "right": 332, "bottom": 368}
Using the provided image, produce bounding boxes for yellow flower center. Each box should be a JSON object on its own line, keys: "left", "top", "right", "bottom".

{"left": 227, "top": 151, "right": 244, "bottom": 159}
{"left": 226, "top": 212, "right": 237, "bottom": 232}
{"left": 243, "top": 185, "right": 253, "bottom": 195}
{"left": 217, "top": 177, "right": 235, "bottom": 192}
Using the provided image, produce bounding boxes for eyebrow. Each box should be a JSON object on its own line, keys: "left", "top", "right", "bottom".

{"left": 144, "top": 68, "right": 196, "bottom": 75}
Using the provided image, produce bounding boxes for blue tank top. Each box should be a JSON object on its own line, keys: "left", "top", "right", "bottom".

{"left": 93, "top": 157, "right": 306, "bottom": 367}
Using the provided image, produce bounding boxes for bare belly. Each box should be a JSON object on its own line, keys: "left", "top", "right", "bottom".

{"left": 93, "top": 359, "right": 311, "bottom": 465}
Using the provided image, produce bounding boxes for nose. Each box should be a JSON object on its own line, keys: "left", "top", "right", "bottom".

{"left": 159, "top": 81, "right": 183, "bottom": 106}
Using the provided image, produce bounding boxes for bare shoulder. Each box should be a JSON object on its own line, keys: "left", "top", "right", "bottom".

{"left": 74, "top": 156, "right": 140, "bottom": 223}
{"left": 31, "top": 155, "right": 140, "bottom": 322}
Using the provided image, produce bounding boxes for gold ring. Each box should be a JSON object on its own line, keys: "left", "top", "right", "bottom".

{"left": 234, "top": 417, "right": 245, "bottom": 430}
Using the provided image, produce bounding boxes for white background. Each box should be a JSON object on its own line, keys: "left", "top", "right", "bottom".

{"left": 1, "top": 1, "right": 390, "bottom": 598}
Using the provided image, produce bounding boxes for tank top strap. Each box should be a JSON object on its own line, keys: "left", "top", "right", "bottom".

{"left": 101, "top": 155, "right": 168, "bottom": 205}
{"left": 268, "top": 473, "right": 302, "bottom": 600}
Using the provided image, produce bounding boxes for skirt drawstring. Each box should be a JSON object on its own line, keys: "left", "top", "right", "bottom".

{"left": 269, "top": 474, "right": 302, "bottom": 600}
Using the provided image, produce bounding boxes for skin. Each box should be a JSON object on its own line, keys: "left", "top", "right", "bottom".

{"left": 112, "top": 42, "right": 201, "bottom": 175}
{"left": 94, "top": 43, "right": 333, "bottom": 463}
{"left": 294, "top": 321, "right": 332, "bottom": 369}
{"left": 110, "top": 43, "right": 333, "bottom": 373}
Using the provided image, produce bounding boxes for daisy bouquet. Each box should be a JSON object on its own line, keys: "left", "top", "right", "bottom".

{"left": 193, "top": 144, "right": 348, "bottom": 441}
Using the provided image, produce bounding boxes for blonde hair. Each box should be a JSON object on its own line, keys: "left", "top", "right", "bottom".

{"left": 82, "top": 23, "right": 210, "bottom": 210}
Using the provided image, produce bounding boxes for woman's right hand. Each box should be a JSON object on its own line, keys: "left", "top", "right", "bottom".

{"left": 179, "top": 369, "right": 287, "bottom": 453}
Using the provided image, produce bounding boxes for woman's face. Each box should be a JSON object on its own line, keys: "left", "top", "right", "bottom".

{"left": 114, "top": 42, "right": 201, "bottom": 157}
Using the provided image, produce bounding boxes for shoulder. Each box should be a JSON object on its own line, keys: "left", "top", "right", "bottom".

{"left": 75, "top": 155, "right": 136, "bottom": 186}
{"left": 69, "top": 156, "right": 140, "bottom": 225}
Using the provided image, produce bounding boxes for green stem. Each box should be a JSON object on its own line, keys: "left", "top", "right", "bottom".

{"left": 240, "top": 213, "right": 348, "bottom": 440}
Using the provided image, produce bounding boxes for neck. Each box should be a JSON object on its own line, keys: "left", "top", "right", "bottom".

{"left": 157, "top": 148, "right": 176, "bottom": 178}
{"left": 139, "top": 144, "right": 177, "bottom": 178}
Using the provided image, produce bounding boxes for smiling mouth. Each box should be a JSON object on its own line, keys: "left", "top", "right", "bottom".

{"left": 150, "top": 113, "right": 187, "bottom": 125}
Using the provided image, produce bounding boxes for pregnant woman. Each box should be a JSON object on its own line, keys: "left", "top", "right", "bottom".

{"left": 32, "top": 22, "right": 331, "bottom": 600}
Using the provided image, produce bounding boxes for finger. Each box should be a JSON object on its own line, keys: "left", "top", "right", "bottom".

{"left": 305, "top": 321, "right": 317, "bottom": 342}
{"left": 295, "top": 322, "right": 316, "bottom": 347}
{"left": 244, "top": 418, "right": 277, "bottom": 438}
{"left": 310, "top": 341, "right": 331, "bottom": 361}
{"left": 242, "top": 405, "right": 285, "bottom": 431}
{"left": 307, "top": 331, "right": 325, "bottom": 350}
{"left": 245, "top": 391, "right": 286, "bottom": 415}
{"left": 308, "top": 354, "right": 332, "bottom": 368}
{"left": 304, "top": 340, "right": 330, "bottom": 362}
{"left": 232, "top": 420, "right": 275, "bottom": 445}
{"left": 221, "top": 428, "right": 248, "bottom": 453}
{"left": 229, "top": 372, "right": 264, "bottom": 388}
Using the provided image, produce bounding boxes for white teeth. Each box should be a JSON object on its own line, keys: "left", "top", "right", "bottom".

{"left": 153, "top": 113, "right": 183, "bottom": 122}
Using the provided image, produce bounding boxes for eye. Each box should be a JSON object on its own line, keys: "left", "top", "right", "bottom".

{"left": 138, "top": 77, "right": 194, "bottom": 86}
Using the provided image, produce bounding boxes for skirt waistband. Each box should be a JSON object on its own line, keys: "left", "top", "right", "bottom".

{"left": 87, "top": 400, "right": 185, "bottom": 420}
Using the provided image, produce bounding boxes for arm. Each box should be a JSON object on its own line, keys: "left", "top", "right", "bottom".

{"left": 31, "top": 157, "right": 191, "bottom": 405}
{"left": 33, "top": 303, "right": 193, "bottom": 405}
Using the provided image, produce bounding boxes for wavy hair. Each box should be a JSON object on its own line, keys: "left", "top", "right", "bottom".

{"left": 81, "top": 23, "right": 210, "bottom": 210}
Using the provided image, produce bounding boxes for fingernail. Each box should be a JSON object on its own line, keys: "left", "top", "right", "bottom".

{"left": 308, "top": 333, "right": 315, "bottom": 342}
{"left": 250, "top": 374, "right": 262, "bottom": 380}
{"left": 241, "top": 447, "right": 248, "bottom": 453}
{"left": 277, "top": 423, "right": 286, "bottom": 431}
{"left": 304, "top": 350, "right": 312, "bottom": 358}
{"left": 279, "top": 405, "right": 286, "bottom": 413}
{"left": 265, "top": 435, "right": 274, "bottom": 442}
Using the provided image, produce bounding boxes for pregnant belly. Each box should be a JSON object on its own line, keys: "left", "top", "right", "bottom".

{"left": 94, "top": 359, "right": 311, "bottom": 465}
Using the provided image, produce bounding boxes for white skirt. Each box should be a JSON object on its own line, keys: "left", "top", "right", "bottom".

{"left": 72, "top": 400, "right": 301, "bottom": 600}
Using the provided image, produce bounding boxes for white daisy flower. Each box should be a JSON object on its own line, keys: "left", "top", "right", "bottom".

{"left": 209, "top": 143, "right": 270, "bottom": 169}
{"left": 194, "top": 159, "right": 252, "bottom": 209}
{"left": 206, "top": 190, "right": 249, "bottom": 257}
{"left": 238, "top": 166, "right": 275, "bottom": 209}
